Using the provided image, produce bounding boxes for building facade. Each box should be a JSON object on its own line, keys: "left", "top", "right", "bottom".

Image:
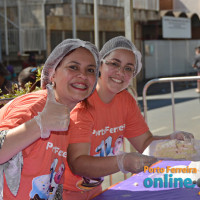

{"left": 0, "top": 0, "right": 200, "bottom": 80}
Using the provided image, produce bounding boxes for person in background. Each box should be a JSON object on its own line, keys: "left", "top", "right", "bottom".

{"left": 0, "top": 38, "right": 100, "bottom": 199}
{"left": 6, "top": 64, "right": 17, "bottom": 82}
{"left": 18, "top": 66, "right": 40, "bottom": 91}
{"left": 192, "top": 46, "right": 200, "bottom": 93}
{"left": 22, "top": 52, "right": 37, "bottom": 69}
{"left": 0, "top": 62, "right": 12, "bottom": 95}
{"left": 63, "top": 36, "right": 194, "bottom": 200}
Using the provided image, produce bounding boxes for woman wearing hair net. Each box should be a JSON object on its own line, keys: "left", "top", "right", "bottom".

{"left": 63, "top": 36, "right": 194, "bottom": 199}
{"left": 0, "top": 38, "right": 100, "bottom": 199}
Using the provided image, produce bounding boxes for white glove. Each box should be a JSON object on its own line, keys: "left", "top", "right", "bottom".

{"left": 34, "top": 84, "right": 70, "bottom": 138}
{"left": 116, "top": 152, "right": 158, "bottom": 174}
{"left": 170, "top": 130, "right": 194, "bottom": 142}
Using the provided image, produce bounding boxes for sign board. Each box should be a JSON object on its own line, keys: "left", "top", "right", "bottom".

{"left": 162, "top": 16, "right": 191, "bottom": 39}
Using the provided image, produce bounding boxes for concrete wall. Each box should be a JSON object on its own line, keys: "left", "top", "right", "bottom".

{"left": 144, "top": 40, "right": 200, "bottom": 79}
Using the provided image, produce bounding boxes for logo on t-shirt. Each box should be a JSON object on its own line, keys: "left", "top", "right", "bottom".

{"left": 29, "top": 159, "right": 65, "bottom": 199}
{"left": 92, "top": 124, "right": 125, "bottom": 136}
{"left": 46, "top": 142, "right": 67, "bottom": 158}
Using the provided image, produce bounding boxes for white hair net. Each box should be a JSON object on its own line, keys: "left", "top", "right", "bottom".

{"left": 41, "top": 38, "right": 100, "bottom": 89}
{"left": 99, "top": 36, "right": 142, "bottom": 77}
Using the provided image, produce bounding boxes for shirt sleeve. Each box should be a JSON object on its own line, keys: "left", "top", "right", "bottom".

{"left": 0, "top": 92, "right": 46, "bottom": 157}
{"left": 0, "top": 93, "right": 46, "bottom": 130}
{"left": 124, "top": 93, "right": 149, "bottom": 138}
{"left": 69, "top": 106, "right": 93, "bottom": 144}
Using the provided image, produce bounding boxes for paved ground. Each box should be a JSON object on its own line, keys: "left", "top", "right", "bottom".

{"left": 102, "top": 77, "right": 200, "bottom": 190}
{"left": 137, "top": 80, "right": 200, "bottom": 139}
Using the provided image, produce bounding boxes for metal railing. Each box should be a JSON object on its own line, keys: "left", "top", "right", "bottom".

{"left": 142, "top": 76, "right": 200, "bottom": 131}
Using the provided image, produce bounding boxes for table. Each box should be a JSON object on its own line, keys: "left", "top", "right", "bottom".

{"left": 93, "top": 160, "right": 200, "bottom": 200}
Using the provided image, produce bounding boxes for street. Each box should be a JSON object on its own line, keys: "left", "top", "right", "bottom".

{"left": 138, "top": 86, "right": 200, "bottom": 139}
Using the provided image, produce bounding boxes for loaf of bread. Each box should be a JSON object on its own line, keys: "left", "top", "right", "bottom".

{"left": 154, "top": 140, "right": 196, "bottom": 159}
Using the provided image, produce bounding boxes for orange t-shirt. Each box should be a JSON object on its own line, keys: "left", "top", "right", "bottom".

{"left": 0, "top": 90, "right": 69, "bottom": 199}
{"left": 64, "top": 89, "right": 149, "bottom": 192}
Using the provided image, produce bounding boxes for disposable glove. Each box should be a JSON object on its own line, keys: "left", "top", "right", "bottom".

{"left": 116, "top": 152, "right": 158, "bottom": 174}
{"left": 170, "top": 130, "right": 194, "bottom": 142}
{"left": 34, "top": 84, "right": 70, "bottom": 138}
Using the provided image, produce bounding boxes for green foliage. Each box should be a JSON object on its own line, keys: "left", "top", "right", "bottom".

{"left": 0, "top": 66, "right": 43, "bottom": 103}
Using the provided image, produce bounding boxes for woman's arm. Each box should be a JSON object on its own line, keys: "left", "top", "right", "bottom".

{"left": 128, "top": 130, "right": 194, "bottom": 154}
{"left": 0, "top": 84, "right": 70, "bottom": 164}
{"left": 67, "top": 143, "right": 119, "bottom": 178}
{"left": 0, "top": 119, "right": 40, "bottom": 164}
{"left": 67, "top": 142, "right": 157, "bottom": 178}
{"left": 127, "top": 130, "right": 170, "bottom": 153}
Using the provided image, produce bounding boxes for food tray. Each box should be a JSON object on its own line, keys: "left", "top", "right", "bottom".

{"left": 143, "top": 139, "right": 200, "bottom": 161}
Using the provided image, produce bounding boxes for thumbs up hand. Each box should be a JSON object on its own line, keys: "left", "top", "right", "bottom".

{"left": 34, "top": 84, "right": 70, "bottom": 138}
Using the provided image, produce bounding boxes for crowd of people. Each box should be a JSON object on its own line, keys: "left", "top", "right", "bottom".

{"left": 0, "top": 36, "right": 196, "bottom": 200}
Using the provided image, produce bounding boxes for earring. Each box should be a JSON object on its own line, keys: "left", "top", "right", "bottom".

{"left": 52, "top": 82, "right": 55, "bottom": 87}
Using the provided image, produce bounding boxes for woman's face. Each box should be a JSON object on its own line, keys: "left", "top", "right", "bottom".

{"left": 99, "top": 49, "right": 136, "bottom": 95}
{"left": 51, "top": 47, "right": 97, "bottom": 106}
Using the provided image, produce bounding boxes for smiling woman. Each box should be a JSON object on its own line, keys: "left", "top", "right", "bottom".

{"left": 0, "top": 38, "right": 100, "bottom": 199}
{"left": 62, "top": 36, "right": 157, "bottom": 200}
{"left": 98, "top": 48, "right": 138, "bottom": 103}
{"left": 62, "top": 36, "right": 194, "bottom": 200}
{"left": 51, "top": 47, "right": 97, "bottom": 109}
